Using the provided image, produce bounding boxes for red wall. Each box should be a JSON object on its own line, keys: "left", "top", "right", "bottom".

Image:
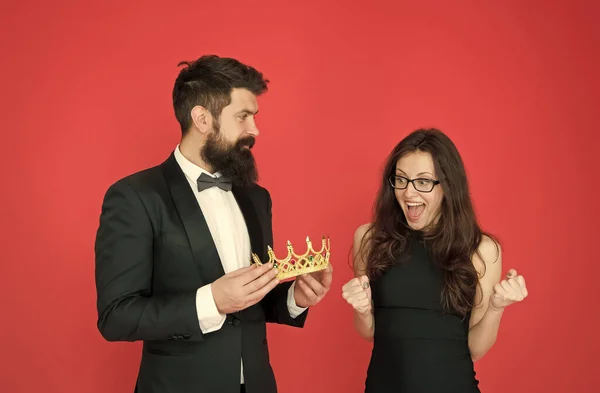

{"left": 1, "top": 1, "right": 599, "bottom": 392}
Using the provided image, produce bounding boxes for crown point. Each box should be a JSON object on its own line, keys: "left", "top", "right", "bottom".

{"left": 287, "top": 240, "right": 291, "bottom": 246}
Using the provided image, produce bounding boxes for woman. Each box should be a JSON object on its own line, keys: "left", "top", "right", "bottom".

{"left": 342, "top": 128, "right": 528, "bottom": 392}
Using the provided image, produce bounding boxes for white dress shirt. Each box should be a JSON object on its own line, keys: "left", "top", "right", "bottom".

{"left": 174, "top": 146, "right": 306, "bottom": 383}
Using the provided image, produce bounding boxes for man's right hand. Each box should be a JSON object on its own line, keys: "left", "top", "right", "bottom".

{"left": 211, "top": 262, "right": 280, "bottom": 314}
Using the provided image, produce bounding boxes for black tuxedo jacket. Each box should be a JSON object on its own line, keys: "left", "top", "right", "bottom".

{"left": 94, "top": 153, "right": 308, "bottom": 393}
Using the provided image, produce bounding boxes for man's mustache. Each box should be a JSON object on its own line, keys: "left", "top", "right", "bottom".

{"left": 237, "top": 136, "right": 256, "bottom": 149}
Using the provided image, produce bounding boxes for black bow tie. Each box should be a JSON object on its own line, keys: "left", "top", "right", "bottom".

{"left": 196, "top": 172, "right": 233, "bottom": 192}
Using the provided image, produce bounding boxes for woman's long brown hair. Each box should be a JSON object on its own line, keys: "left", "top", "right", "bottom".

{"left": 361, "top": 128, "right": 498, "bottom": 317}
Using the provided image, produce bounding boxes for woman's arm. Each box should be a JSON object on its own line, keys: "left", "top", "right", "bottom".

{"left": 468, "top": 236, "right": 528, "bottom": 361}
{"left": 344, "top": 223, "right": 375, "bottom": 341}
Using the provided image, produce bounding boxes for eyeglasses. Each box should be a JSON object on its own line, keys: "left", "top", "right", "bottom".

{"left": 388, "top": 175, "right": 440, "bottom": 193}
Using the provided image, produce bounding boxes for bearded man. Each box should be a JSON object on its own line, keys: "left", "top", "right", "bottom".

{"left": 94, "top": 55, "right": 332, "bottom": 393}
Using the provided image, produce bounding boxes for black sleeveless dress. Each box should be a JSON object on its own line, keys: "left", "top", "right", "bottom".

{"left": 365, "top": 232, "right": 480, "bottom": 393}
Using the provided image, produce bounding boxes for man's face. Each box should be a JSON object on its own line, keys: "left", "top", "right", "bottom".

{"left": 201, "top": 88, "right": 261, "bottom": 185}
{"left": 217, "top": 87, "right": 260, "bottom": 145}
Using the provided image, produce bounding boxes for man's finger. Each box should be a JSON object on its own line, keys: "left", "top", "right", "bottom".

{"left": 297, "top": 279, "right": 318, "bottom": 302}
{"left": 298, "top": 274, "right": 326, "bottom": 297}
{"left": 237, "top": 262, "right": 274, "bottom": 284}
{"left": 227, "top": 264, "right": 259, "bottom": 278}
{"left": 246, "top": 275, "right": 280, "bottom": 306}
{"left": 320, "top": 265, "right": 333, "bottom": 289}
{"left": 243, "top": 266, "right": 279, "bottom": 294}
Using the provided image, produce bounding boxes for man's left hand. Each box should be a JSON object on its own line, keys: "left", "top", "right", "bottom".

{"left": 293, "top": 265, "right": 333, "bottom": 308}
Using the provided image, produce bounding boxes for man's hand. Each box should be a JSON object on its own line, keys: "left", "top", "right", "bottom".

{"left": 212, "top": 263, "right": 280, "bottom": 314}
{"left": 293, "top": 264, "right": 333, "bottom": 308}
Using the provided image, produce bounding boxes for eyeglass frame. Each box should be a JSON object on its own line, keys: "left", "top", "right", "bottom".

{"left": 388, "top": 175, "right": 441, "bottom": 193}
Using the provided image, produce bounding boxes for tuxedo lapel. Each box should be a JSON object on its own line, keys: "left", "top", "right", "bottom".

{"left": 160, "top": 154, "right": 225, "bottom": 284}
{"left": 232, "top": 185, "right": 266, "bottom": 261}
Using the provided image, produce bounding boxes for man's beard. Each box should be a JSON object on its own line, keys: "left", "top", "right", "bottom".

{"left": 200, "top": 125, "right": 258, "bottom": 187}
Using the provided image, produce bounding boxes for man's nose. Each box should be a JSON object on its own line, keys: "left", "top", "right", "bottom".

{"left": 247, "top": 121, "right": 259, "bottom": 136}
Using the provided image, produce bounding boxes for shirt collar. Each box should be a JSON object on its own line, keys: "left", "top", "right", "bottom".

{"left": 173, "top": 145, "right": 222, "bottom": 183}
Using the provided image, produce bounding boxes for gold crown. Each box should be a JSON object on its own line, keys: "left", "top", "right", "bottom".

{"left": 251, "top": 236, "right": 331, "bottom": 280}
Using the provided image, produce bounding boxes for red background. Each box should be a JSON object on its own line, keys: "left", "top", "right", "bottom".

{"left": 1, "top": 1, "right": 599, "bottom": 392}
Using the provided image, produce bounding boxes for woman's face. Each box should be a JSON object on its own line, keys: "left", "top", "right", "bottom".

{"left": 393, "top": 151, "right": 444, "bottom": 231}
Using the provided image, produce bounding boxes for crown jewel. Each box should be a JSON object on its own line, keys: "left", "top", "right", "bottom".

{"left": 251, "top": 236, "right": 331, "bottom": 280}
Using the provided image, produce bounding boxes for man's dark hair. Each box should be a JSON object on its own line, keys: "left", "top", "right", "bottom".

{"left": 172, "top": 54, "right": 269, "bottom": 135}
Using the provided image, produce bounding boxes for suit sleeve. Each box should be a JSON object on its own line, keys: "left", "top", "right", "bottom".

{"left": 95, "top": 179, "right": 203, "bottom": 342}
{"left": 260, "top": 189, "right": 308, "bottom": 327}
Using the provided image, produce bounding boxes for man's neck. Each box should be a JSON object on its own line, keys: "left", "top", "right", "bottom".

{"left": 179, "top": 137, "right": 215, "bottom": 174}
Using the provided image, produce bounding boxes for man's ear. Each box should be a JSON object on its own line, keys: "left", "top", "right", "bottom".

{"left": 190, "top": 105, "right": 211, "bottom": 134}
